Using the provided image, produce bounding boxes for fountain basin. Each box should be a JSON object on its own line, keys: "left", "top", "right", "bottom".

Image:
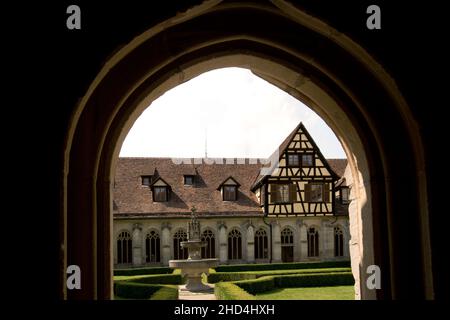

{"left": 169, "top": 258, "right": 219, "bottom": 292}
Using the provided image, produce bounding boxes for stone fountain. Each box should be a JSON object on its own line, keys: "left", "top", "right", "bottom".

{"left": 169, "top": 207, "right": 218, "bottom": 292}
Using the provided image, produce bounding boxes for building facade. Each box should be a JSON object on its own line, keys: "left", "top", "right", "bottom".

{"left": 113, "top": 123, "right": 350, "bottom": 267}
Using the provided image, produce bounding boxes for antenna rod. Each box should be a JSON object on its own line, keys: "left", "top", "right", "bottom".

{"left": 204, "top": 127, "right": 208, "bottom": 159}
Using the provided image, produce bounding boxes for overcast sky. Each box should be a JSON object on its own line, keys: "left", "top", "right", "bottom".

{"left": 119, "top": 67, "right": 346, "bottom": 159}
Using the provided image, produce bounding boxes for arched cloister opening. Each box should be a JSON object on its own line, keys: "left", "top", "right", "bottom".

{"left": 62, "top": 1, "right": 432, "bottom": 300}
{"left": 254, "top": 228, "right": 269, "bottom": 260}
{"left": 145, "top": 229, "right": 161, "bottom": 263}
{"left": 201, "top": 229, "right": 216, "bottom": 259}
{"left": 334, "top": 226, "right": 345, "bottom": 258}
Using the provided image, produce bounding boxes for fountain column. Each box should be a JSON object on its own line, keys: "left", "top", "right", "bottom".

{"left": 169, "top": 207, "right": 219, "bottom": 292}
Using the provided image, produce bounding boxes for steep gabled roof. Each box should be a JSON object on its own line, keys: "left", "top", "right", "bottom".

{"left": 149, "top": 176, "right": 171, "bottom": 187}
{"left": 217, "top": 176, "right": 241, "bottom": 190}
{"left": 251, "top": 122, "right": 341, "bottom": 190}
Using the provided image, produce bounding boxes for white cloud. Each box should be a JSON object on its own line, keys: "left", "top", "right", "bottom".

{"left": 119, "top": 67, "right": 346, "bottom": 159}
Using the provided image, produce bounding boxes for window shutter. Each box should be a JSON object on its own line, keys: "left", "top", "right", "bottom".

{"left": 289, "top": 183, "right": 297, "bottom": 202}
{"left": 304, "top": 183, "right": 311, "bottom": 202}
{"left": 323, "top": 183, "right": 330, "bottom": 202}
{"left": 270, "top": 184, "right": 278, "bottom": 203}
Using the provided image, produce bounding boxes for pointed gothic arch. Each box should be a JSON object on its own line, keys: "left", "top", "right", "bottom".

{"left": 228, "top": 228, "right": 242, "bottom": 260}
{"left": 254, "top": 227, "right": 269, "bottom": 260}
{"left": 145, "top": 229, "right": 161, "bottom": 263}
{"left": 201, "top": 228, "right": 216, "bottom": 259}
{"left": 173, "top": 229, "right": 188, "bottom": 260}
{"left": 61, "top": 1, "right": 432, "bottom": 299}
{"left": 307, "top": 226, "right": 320, "bottom": 257}
{"left": 116, "top": 230, "right": 132, "bottom": 265}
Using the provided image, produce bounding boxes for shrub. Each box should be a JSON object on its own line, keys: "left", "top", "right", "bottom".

{"left": 127, "top": 274, "right": 184, "bottom": 285}
{"left": 215, "top": 282, "right": 255, "bottom": 300}
{"left": 207, "top": 268, "right": 351, "bottom": 283}
{"left": 114, "top": 281, "right": 161, "bottom": 299}
{"left": 208, "top": 272, "right": 258, "bottom": 283}
{"left": 214, "top": 261, "right": 350, "bottom": 273}
{"left": 172, "top": 269, "right": 182, "bottom": 275}
{"left": 233, "top": 276, "right": 275, "bottom": 295}
{"left": 114, "top": 267, "right": 173, "bottom": 276}
{"left": 150, "top": 285, "right": 179, "bottom": 300}
{"left": 273, "top": 272, "right": 355, "bottom": 287}
{"left": 250, "top": 267, "right": 351, "bottom": 276}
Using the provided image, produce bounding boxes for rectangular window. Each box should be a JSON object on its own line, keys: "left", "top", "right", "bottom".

{"left": 301, "top": 154, "right": 314, "bottom": 167}
{"left": 223, "top": 186, "right": 237, "bottom": 201}
{"left": 309, "top": 183, "right": 323, "bottom": 202}
{"left": 277, "top": 184, "right": 290, "bottom": 203}
{"left": 141, "top": 175, "right": 152, "bottom": 186}
{"left": 287, "top": 153, "right": 299, "bottom": 166}
{"left": 270, "top": 184, "right": 297, "bottom": 203}
{"left": 341, "top": 187, "right": 349, "bottom": 204}
{"left": 184, "top": 175, "right": 194, "bottom": 185}
{"left": 153, "top": 186, "right": 168, "bottom": 202}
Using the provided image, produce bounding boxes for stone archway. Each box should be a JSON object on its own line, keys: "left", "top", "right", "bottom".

{"left": 62, "top": 1, "right": 432, "bottom": 300}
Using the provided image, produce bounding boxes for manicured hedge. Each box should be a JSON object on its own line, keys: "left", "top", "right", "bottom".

{"left": 233, "top": 277, "right": 275, "bottom": 295}
{"left": 215, "top": 282, "right": 255, "bottom": 300}
{"left": 208, "top": 272, "right": 258, "bottom": 283}
{"left": 215, "top": 261, "right": 350, "bottom": 272}
{"left": 114, "top": 267, "right": 173, "bottom": 276}
{"left": 207, "top": 267, "right": 351, "bottom": 283}
{"left": 115, "top": 281, "right": 162, "bottom": 299}
{"left": 274, "top": 272, "right": 355, "bottom": 287}
{"left": 126, "top": 273, "right": 184, "bottom": 285}
{"left": 150, "top": 285, "right": 179, "bottom": 300}
{"left": 226, "top": 272, "right": 354, "bottom": 297}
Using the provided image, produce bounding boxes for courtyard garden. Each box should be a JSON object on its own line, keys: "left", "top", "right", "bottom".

{"left": 113, "top": 260, "right": 354, "bottom": 300}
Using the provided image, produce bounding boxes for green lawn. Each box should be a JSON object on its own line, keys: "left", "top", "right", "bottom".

{"left": 255, "top": 286, "right": 355, "bottom": 300}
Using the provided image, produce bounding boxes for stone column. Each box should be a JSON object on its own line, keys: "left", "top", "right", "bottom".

{"left": 132, "top": 223, "right": 143, "bottom": 266}
{"left": 272, "top": 221, "right": 281, "bottom": 263}
{"left": 161, "top": 222, "right": 171, "bottom": 266}
{"left": 218, "top": 221, "right": 228, "bottom": 264}
{"left": 299, "top": 222, "right": 308, "bottom": 261}
{"left": 343, "top": 221, "right": 350, "bottom": 258}
{"left": 246, "top": 223, "right": 255, "bottom": 263}
{"left": 321, "top": 220, "right": 333, "bottom": 259}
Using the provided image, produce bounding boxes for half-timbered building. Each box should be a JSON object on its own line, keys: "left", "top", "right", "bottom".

{"left": 113, "top": 122, "right": 350, "bottom": 267}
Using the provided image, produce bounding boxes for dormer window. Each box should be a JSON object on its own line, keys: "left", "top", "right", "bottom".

{"left": 223, "top": 186, "right": 237, "bottom": 201}
{"left": 184, "top": 175, "right": 195, "bottom": 186}
{"left": 153, "top": 186, "right": 169, "bottom": 202}
{"left": 217, "top": 176, "right": 240, "bottom": 202}
{"left": 141, "top": 175, "right": 152, "bottom": 186}
{"left": 149, "top": 176, "right": 171, "bottom": 202}
{"left": 287, "top": 153, "right": 299, "bottom": 166}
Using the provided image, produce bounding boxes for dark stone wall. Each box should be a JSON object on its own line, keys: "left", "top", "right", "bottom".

{"left": 12, "top": 0, "right": 446, "bottom": 300}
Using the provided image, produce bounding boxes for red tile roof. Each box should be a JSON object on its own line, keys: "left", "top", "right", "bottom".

{"left": 113, "top": 157, "right": 348, "bottom": 217}
{"left": 113, "top": 158, "right": 264, "bottom": 217}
